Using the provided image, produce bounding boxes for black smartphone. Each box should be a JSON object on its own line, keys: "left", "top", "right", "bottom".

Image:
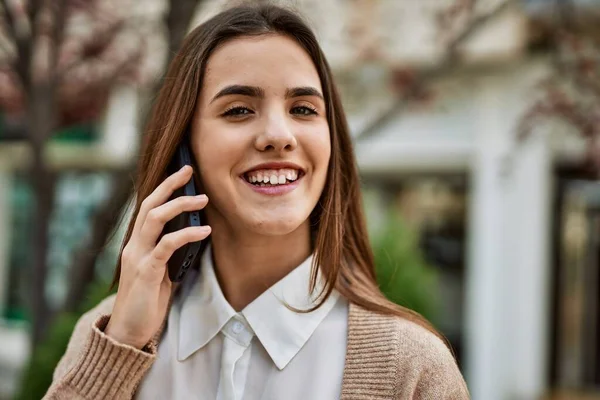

{"left": 162, "top": 138, "right": 203, "bottom": 282}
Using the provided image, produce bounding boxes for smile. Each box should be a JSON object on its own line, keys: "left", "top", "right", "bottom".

{"left": 243, "top": 168, "right": 304, "bottom": 186}
{"left": 240, "top": 164, "right": 305, "bottom": 196}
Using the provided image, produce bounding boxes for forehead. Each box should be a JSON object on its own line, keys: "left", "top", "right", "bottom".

{"left": 202, "top": 34, "right": 322, "bottom": 96}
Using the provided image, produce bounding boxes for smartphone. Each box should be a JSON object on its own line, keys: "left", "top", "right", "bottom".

{"left": 162, "top": 138, "right": 203, "bottom": 282}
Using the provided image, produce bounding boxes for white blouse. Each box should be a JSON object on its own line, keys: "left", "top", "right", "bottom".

{"left": 134, "top": 245, "right": 349, "bottom": 400}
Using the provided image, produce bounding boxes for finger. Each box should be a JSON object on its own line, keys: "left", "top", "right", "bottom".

{"left": 133, "top": 165, "right": 193, "bottom": 235}
{"left": 150, "top": 226, "right": 211, "bottom": 269}
{"left": 140, "top": 194, "right": 208, "bottom": 244}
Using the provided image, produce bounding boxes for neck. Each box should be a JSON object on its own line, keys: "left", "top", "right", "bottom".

{"left": 209, "top": 222, "right": 312, "bottom": 311}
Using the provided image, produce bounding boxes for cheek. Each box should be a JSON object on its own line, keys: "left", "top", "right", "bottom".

{"left": 194, "top": 121, "right": 247, "bottom": 174}
{"left": 192, "top": 124, "right": 236, "bottom": 201}
{"left": 307, "top": 127, "right": 331, "bottom": 173}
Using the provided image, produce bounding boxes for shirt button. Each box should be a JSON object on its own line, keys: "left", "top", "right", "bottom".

{"left": 232, "top": 321, "right": 244, "bottom": 334}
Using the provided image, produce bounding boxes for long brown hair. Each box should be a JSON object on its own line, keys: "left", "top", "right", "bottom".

{"left": 112, "top": 3, "right": 444, "bottom": 342}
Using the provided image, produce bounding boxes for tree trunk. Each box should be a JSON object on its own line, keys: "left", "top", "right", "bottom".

{"left": 165, "top": 0, "right": 201, "bottom": 58}
{"left": 59, "top": 0, "right": 204, "bottom": 311}
{"left": 28, "top": 85, "right": 57, "bottom": 347}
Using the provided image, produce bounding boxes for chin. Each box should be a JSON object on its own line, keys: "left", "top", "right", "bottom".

{"left": 245, "top": 214, "right": 309, "bottom": 237}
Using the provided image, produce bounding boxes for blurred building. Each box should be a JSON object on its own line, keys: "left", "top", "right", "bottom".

{"left": 338, "top": 1, "right": 598, "bottom": 400}
{"left": 0, "top": 0, "right": 599, "bottom": 399}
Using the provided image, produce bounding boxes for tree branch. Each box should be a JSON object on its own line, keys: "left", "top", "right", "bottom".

{"left": 0, "top": 0, "right": 30, "bottom": 89}
{"left": 165, "top": 0, "right": 199, "bottom": 68}
{"left": 48, "top": 0, "right": 68, "bottom": 79}
{"left": 0, "top": 35, "right": 13, "bottom": 59}
{"left": 449, "top": 0, "right": 515, "bottom": 55}
{"left": 27, "top": 0, "right": 42, "bottom": 39}
{"left": 55, "top": 19, "right": 126, "bottom": 82}
{"left": 0, "top": 0, "right": 18, "bottom": 45}
{"left": 354, "top": 0, "right": 518, "bottom": 141}
{"left": 518, "top": 0, "right": 600, "bottom": 172}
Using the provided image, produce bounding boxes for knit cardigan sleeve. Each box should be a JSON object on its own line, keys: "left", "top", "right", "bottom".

{"left": 43, "top": 295, "right": 156, "bottom": 400}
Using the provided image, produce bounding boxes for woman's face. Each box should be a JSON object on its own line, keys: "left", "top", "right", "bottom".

{"left": 190, "top": 34, "right": 331, "bottom": 237}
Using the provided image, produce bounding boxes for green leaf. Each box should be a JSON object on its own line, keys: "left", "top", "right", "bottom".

{"left": 373, "top": 212, "right": 439, "bottom": 322}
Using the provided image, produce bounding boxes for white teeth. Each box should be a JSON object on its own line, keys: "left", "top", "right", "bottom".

{"left": 245, "top": 168, "right": 302, "bottom": 185}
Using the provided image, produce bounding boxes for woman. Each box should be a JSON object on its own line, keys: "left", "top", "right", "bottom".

{"left": 45, "top": 4, "right": 469, "bottom": 399}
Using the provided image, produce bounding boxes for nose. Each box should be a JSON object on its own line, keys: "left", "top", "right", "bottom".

{"left": 254, "top": 115, "right": 298, "bottom": 153}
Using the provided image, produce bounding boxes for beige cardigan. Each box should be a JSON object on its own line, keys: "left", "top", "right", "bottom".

{"left": 44, "top": 294, "right": 469, "bottom": 399}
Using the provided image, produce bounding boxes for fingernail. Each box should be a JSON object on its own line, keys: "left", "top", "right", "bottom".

{"left": 199, "top": 225, "right": 211, "bottom": 233}
{"left": 181, "top": 165, "right": 191, "bottom": 173}
{"left": 196, "top": 194, "right": 207, "bottom": 200}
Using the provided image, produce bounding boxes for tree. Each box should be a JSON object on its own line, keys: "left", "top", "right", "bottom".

{"left": 0, "top": 0, "right": 155, "bottom": 347}
{"left": 61, "top": 0, "right": 202, "bottom": 316}
{"left": 353, "top": 0, "right": 519, "bottom": 141}
{"left": 518, "top": 0, "right": 600, "bottom": 173}
{"left": 353, "top": 0, "right": 600, "bottom": 174}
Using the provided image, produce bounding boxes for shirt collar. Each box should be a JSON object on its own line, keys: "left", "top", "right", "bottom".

{"left": 177, "top": 245, "right": 236, "bottom": 361}
{"left": 242, "top": 254, "right": 339, "bottom": 370}
{"left": 176, "top": 244, "right": 340, "bottom": 369}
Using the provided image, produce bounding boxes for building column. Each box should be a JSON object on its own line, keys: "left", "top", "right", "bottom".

{"left": 505, "top": 131, "right": 552, "bottom": 398}
{"left": 466, "top": 79, "right": 552, "bottom": 399}
{"left": 466, "top": 82, "right": 511, "bottom": 400}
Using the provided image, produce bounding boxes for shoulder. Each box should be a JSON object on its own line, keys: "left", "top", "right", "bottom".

{"left": 344, "top": 303, "right": 470, "bottom": 399}
{"left": 52, "top": 294, "right": 117, "bottom": 381}
{"left": 347, "top": 302, "right": 451, "bottom": 362}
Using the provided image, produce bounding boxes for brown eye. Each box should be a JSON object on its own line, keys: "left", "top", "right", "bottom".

{"left": 222, "top": 107, "right": 254, "bottom": 117}
{"left": 291, "top": 106, "right": 317, "bottom": 116}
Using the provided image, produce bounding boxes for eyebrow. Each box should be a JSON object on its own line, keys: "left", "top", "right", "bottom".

{"left": 285, "top": 86, "right": 324, "bottom": 100}
{"left": 209, "top": 85, "right": 324, "bottom": 103}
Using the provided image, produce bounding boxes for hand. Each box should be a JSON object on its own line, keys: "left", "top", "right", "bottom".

{"left": 105, "top": 165, "right": 211, "bottom": 349}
